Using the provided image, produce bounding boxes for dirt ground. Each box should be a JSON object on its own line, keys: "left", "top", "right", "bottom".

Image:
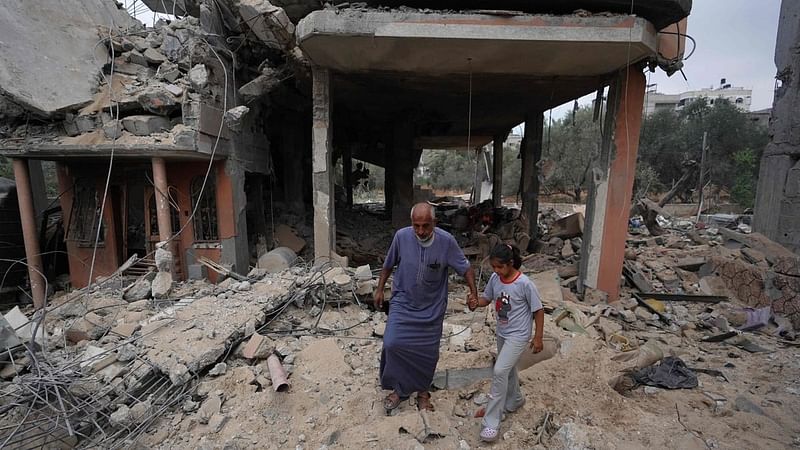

{"left": 133, "top": 280, "right": 800, "bottom": 450}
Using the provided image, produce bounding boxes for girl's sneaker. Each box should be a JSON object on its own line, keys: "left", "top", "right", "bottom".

{"left": 480, "top": 426, "right": 500, "bottom": 442}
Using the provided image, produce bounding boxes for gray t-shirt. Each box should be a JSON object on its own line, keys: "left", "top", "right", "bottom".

{"left": 483, "top": 272, "right": 543, "bottom": 341}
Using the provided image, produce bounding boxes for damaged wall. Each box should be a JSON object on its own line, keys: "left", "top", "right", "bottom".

{"left": 753, "top": 0, "right": 800, "bottom": 254}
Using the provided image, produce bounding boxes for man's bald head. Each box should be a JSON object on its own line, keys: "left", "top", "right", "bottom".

{"left": 410, "top": 203, "right": 435, "bottom": 242}
{"left": 410, "top": 202, "right": 435, "bottom": 222}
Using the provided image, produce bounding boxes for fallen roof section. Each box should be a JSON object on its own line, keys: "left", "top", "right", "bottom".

{"left": 0, "top": 0, "right": 141, "bottom": 117}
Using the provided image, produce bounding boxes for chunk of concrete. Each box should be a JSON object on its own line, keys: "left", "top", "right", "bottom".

{"left": 238, "top": 71, "right": 280, "bottom": 104}
{"left": 223, "top": 105, "right": 250, "bottom": 132}
{"left": 257, "top": 247, "right": 297, "bottom": 273}
{"left": 0, "top": 0, "right": 139, "bottom": 116}
{"left": 549, "top": 213, "right": 584, "bottom": 239}
{"left": 4, "top": 307, "right": 44, "bottom": 343}
{"left": 242, "top": 333, "right": 273, "bottom": 359}
{"left": 127, "top": 50, "right": 148, "bottom": 66}
{"left": 137, "top": 86, "right": 180, "bottom": 115}
{"left": 151, "top": 271, "right": 173, "bottom": 299}
{"left": 354, "top": 264, "right": 372, "bottom": 281}
{"left": 123, "top": 277, "right": 152, "bottom": 301}
{"left": 187, "top": 64, "right": 208, "bottom": 91}
{"left": 237, "top": 0, "right": 295, "bottom": 50}
{"left": 121, "top": 115, "right": 172, "bottom": 136}
{"left": 102, "top": 119, "right": 124, "bottom": 139}
{"left": 0, "top": 315, "right": 22, "bottom": 351}
{"left": 143, "top": 48, "right": 167, "bottom": 65}
{"left": 155, "top": 246, "right": 173, "bottom": 273}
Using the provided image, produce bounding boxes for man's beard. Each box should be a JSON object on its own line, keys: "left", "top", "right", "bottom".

{"left": 416, "top": 232, "right": 434, "bottom": 247}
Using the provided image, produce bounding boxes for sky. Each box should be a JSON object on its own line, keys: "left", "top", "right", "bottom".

{"left": 540, "top": 0, "right": 783, "bottom": 127}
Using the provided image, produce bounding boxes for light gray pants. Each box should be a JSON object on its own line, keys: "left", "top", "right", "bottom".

{"left": 482, "top": 336, "right": 528, "bottom": 429}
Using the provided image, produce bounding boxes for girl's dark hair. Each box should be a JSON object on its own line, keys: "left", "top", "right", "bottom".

{"left": 490, "top": 243, "right": 522, "bottom": 269}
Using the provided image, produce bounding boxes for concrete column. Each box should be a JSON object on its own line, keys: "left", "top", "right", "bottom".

{"left": 12, "top": 159, "right": 46, "bottom": 309}
{"left": 27, "top": 160, "right": 48, "bottom": 227}
{"left": 312, "top": 67, "right": 336, "bottom": 261}
{"left": 390, "top": 120, "right": 415, "bottom": 227}
{"left": 151, "top": 157, "right": 172, "bottom": 242}
{"left": 520, "top": 113, "right": 544, "bottom": 243}
{"left": 492, "top": 135, "right": 504, "bottom": 207}
{"left": 579, "top": 68, "right": 647, "bottom": 301}
{"left": 343, "top": 146, "right": 353, "bottom": 208}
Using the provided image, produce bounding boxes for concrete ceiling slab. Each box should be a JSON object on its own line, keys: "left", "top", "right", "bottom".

{"left": 0, "top": 0, "right": 140, "bottom": 117}
{"left": 298, "top": 11, "right": 659, "bottom": 77}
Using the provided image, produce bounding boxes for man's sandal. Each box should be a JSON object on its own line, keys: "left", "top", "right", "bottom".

{"left": 384, "top": 392, "right": 403, "bottom": 412}
{"left": 417, "top": 392, "right": 435, "bottom": 412}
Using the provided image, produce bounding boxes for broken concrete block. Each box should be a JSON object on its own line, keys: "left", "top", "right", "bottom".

{"left": 188, "top": 64, "right": 208, "bottom": 91}
{"left": 111, "top": 322, "right": 140, "bottom": 339}
{"left": 557, "top": 263, "right": 579, "bottom": 279}
{"left": 238, "top": 72, "right": 280, "bottom": 104}
{"left": 561, "top": 242, "right": 575, "bottom": 258}
{"left": 208, "top": 362, "right": 227, "bottom": 376}
{"left": 127, "top": 49, "right": 148, "bottom": 66}
{"left": 237, "top": 0, "right": 295, "bottom": 49}
{"left": 117, "top": 344, "right": 138, "bottom": 362}
{"left": 242, "top": 333, "right": 273, "bottom": 359}
{"left": 197, "top": 393, "right": 222, "bottom": 424}
{"left": 550, "top": 213, "right": 584, "bottom": 239}
{"left": 583, "top": 287, "right": 608, "bottom": 305}
{"left": 143, "top": 47, "right": 167, "bottom": 65}
{"left": 257, "top": 247, "right": 297, "bottom": 273}
{"left": 151, "top": 272, "right": 173, "bottom": 299}
{"left": 102, "top": 119, "right": 124, "bottom": 139}
{"left": 163, "top": 83, "right": 184, "bottom": 97}
{"left": 223, "top": 105, "right": 250, "bottom": 132}
{"left": 155, "top": 246, "right": 173, "bottom": 273}
{"left": 74, "top": 115, "right": 98, "bottom": 133}
{"left": 128, "top": 35, "right": 149, "bottom": 52}
{"left": 137, "top": 87, "right": 180, "bottom": 116}
{"left": 4, "top": 307, "right": 44, "bottom": 343}
{"left": 208, "top": 413, "right": 228, "bottom": 433}
{"left": 146, "top": 32, "right": 163, "bottom": 48}
{"left": 0, "top": 315, "right": 22, "bottom": 351}
{"left": 354, "top": 264, "right": 372, "bottom": 281}
{"left": 355, "top": 279, "right": 375, "bottom": 296}
{"left": 123, "top": 276, "right": 152, "bottom": 301}
{"left": 121, "top": 115, "right": 172, "bottom": 136}
{"left": 110, "top": 405, "right": 133, "bottom": 428}
{"left": 158, "top": 61, "right": 182, "bottom": 83}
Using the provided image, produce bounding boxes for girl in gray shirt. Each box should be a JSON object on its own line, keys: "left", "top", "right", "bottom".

{"left": 468, "top": 244, "right": 544, "bottom": 442}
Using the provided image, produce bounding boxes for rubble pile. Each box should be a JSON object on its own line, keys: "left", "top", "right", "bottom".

{"left": 1, "top": 217, "right": 799, "bottom": 448}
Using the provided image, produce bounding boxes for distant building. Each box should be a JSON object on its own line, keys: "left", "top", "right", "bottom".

{"left": 747, "top": 108, "right": 771, "bottom": 129}
{"left": 644, "top": 78, "right": 752, "bottom": 115}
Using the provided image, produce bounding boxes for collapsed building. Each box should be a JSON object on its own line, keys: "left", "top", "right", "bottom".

{"left": 0, "top": 1, "right": 691, "bottom": 305}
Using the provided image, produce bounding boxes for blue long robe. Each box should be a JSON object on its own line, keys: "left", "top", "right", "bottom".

{"left": 379, "top": 227, "right": 470, "bottom": 397}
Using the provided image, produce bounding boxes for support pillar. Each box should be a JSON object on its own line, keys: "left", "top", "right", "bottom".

{"left": 27, "top": 160, "right": 48, "bottom": 228}
{"left": 492, "top": 135, "right": 504, "bottom": 207}
{"left": 12, "top": 159, "right": 46, "bottom": 309}
{"left": 579, "top": 68, "right": 647, "bottom": 301}
{"left": 520, "top": 113, "right": 544, "bottom": 244}
{"left": 312, "top": 67, "right": 336, "bottom": 261}
{"left": 343, "top": 146, "right": 353, "bottom": 208}
{"left": 151, "top": 157, "right": 172, "bottom": 242}
{"left": 390, "top": 120, "right": 415, "bottom": 228}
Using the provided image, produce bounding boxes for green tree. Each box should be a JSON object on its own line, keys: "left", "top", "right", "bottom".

{"left": 731, "top": 148, "right": 757, "bottom": 208}
{"left": 0, "top": 156, "right": 12, "bottom": 179}
{"left": 638, "top": 97, "right": 768, "bottom": 202}
{"left": 542, "top": 106, "right": 602, "bottom": 201}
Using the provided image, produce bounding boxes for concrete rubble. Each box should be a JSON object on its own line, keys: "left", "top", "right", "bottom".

{"left": 1, "top": 201, "right": 798, "bottom": 448}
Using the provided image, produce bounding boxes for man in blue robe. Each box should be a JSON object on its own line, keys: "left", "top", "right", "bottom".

{"left": 374, "top": 202, "right": 478, "bottom": 412}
